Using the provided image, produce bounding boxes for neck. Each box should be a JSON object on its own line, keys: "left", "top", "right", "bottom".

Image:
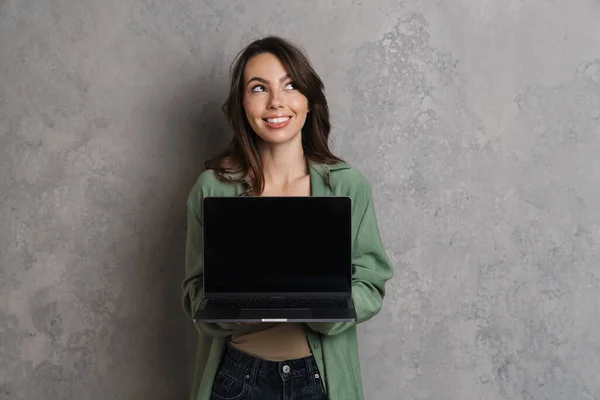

{"left": 257, "top": 138, "right": 308, "bottom": 185}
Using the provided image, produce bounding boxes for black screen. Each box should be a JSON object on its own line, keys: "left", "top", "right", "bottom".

{"left": 202, "top": 196, "right": 352, "bottom": 294}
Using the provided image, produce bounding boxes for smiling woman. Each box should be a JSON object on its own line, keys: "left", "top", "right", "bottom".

{"left": 182, "top": 36, "right": 394, "bottom": 400}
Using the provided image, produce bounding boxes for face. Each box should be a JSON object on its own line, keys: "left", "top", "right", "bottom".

{"left": 242, "top": 52, "right": 309, "bottom": 146}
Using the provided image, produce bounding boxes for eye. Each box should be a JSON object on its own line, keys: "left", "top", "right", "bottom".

{"left": 284, "top": 82, "right": 296, "bottom": 90}
{"left": 251, "top": 85, "right": 266, "bottom": 92}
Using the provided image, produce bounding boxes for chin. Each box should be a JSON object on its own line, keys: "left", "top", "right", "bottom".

{"left": 256, "top": 128, "right": 302, "bottom": 145}
{"left": 259, "top": 133, "right": 298, "bottom": 145}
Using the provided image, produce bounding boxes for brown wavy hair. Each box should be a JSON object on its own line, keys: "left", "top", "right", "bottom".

{"left": 204, "top": 35, "right": 343, "bottom": 195}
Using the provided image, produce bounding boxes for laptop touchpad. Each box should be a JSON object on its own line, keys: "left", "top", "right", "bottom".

{"left": 239, "top": 309, "right": 311, "bottom": 319}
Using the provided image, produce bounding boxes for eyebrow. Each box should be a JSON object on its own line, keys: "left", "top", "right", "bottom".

{"left": 246, "top": 74, "right": 292, "bottom": 86}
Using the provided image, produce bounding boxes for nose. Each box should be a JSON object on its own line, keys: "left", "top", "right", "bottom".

{"left": 267, "top": 90, "right": 283, "bottom": 109}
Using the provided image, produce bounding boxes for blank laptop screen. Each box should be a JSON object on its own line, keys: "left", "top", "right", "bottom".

{"left": 202, "top": 196, "right": 352, "bottom": 294}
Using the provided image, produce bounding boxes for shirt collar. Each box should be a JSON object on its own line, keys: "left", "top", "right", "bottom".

{"left": 233, "top": 160, "right": 350, "bottom": 197}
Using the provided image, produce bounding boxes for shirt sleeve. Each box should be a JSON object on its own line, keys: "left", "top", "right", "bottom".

{"left": 307, "top": 186, "right": 394, "bottom": 336}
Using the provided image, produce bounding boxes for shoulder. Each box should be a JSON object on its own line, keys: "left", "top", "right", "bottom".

{"left": 329, "top": 162, "right": 372, "bottom": 197}
{"left": 186, "top": 169, "right": 240, "bottom": 214}
{"left": 327, "top": 162, "right": 377, "bottom": 223}
{"left": 195, "top": 169, "right": 223, "bottom": 189}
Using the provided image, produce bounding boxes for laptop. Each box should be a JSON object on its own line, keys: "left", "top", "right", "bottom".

{"left": 192, "top": 196, "right": 357, "bottom": 323}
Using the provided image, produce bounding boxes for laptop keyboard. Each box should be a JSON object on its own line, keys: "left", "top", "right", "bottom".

{"left": 206, "top": 297, "right": 347, "bottom": 309}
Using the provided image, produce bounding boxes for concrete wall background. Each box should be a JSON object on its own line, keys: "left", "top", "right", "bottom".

{"left": 1, "top": 0, "right": 599, "bottom": 399}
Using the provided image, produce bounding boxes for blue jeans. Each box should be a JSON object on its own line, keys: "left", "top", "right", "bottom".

{"left": 211, "top": 343, "right": 327, "bottom": 400}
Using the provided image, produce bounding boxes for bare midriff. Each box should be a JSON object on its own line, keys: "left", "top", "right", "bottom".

{"left": 230, "top": 323, "right": 311, "bottom": 361}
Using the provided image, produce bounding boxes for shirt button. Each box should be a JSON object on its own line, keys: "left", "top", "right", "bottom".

{"left": 282, "top": 365, "right": 290, "bottom": 374}
{"left": 314, "top": 343, "right": 319, "bottom": 349}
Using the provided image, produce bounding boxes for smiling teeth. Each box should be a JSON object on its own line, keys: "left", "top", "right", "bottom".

{"left": 266, "top": 117, "right": 290, "bottom": 124}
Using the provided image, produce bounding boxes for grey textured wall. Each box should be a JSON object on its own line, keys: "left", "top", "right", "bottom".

{"left": 1, "top": 0, "right": 599, "bottom": 399}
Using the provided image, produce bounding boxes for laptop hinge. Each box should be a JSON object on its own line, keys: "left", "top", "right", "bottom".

{"left": 205, "top": 292, "right": 350, "bottom": 298}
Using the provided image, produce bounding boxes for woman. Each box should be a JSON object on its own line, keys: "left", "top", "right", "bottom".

{"left": 182, "top": 36, "right": 393, "bottom": 400}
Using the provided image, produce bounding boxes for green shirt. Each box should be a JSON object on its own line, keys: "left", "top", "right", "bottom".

{"left": 182, "top": 161, "right": 394, "bottom": 400}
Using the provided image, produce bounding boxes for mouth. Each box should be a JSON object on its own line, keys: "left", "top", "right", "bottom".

{"left": 263, "top": 116, "right": 291, "bottom": 124}
{"left": 262, "top": 116, "right": 292, "bottom": 129}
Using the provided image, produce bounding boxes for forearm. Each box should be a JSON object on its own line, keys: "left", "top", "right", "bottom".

{"left": 307, "top": 280, "right": 384, "bottom": 336}
{"left": 183, "top": 281, "right": 257, "bottom": 337}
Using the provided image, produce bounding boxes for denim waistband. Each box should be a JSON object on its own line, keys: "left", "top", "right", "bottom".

{"left": 221, "top": 342, "right": 319, "bottom": 385}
